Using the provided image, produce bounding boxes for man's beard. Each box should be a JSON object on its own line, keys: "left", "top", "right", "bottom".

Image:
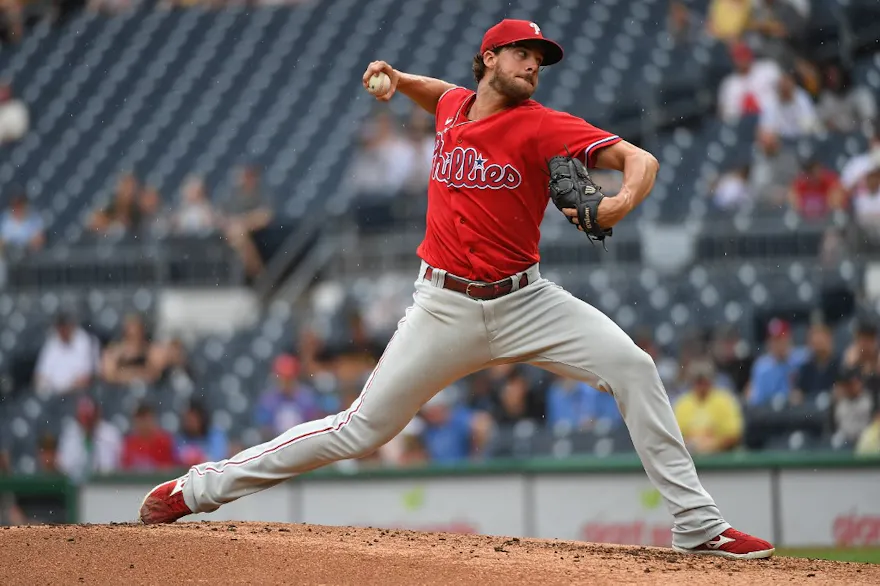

{"left": 488, "top": 70, "right": 535, "bottom": 105}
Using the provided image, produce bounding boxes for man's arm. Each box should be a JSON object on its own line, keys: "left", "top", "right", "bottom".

{"left": 362, "top": 61, "right": 455, "bottom": 115}
{"left": 566, "top": 140, "right": 659, "bottom": 228}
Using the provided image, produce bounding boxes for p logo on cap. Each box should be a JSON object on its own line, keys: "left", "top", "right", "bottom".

{"left": 480, "top": 19, "right": 564, "bottom": 66}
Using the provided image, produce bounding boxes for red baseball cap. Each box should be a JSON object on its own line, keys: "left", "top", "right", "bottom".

{"left": 273, "top": 354, "right": 300, "bottom": 378}
{"left": 480, "top": 19, "right": 564, "bottom": 66}
{"left": 767, "top": 318, "right": 791, "bottom": 339}
{"left": 730, "top": 41, "right": 754, "bottom": 63}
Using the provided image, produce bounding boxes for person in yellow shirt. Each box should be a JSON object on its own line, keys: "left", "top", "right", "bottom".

{"left": 856, "top": 409, "right": 880, "bottom": 456}
{"left": 707, "top": 0, "right": 752, "bottom": 43}
{"left": 674, "top": 360, "right": 745, "bottom": 454}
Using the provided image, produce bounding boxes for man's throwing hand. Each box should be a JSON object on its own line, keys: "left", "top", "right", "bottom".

{"left": 362, "top": 61, "right": 400, "bottom": 102}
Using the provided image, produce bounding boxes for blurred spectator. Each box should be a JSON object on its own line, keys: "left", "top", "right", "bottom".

{"left": 56, "top": 395, "right": 122, "bottom": 483}
{"left": 153, "top": 337, "right": 195, "bottom": 390}
{"left": 121, "top": 403, "right": 176, "bottom": 471}
{"left": 398, "top": 110, "right": 436, "bottom": 221}
{"left": 842, "top": 320, "right": 880, "bottom": 399}
{"left": 138, "top": 183, "right": 168, "bottom": 237}
{"left": 34, "top": 312, "right": 99, "bottom": 398}
{"left": 717, "top": 42, "right": 781, "bottom": 123}
{"left": 851, "top": 158, "right": 880, "bottom": 239}
{"left": 832, "top": 367, "right": 874, "bottom": 444}
{"left": 746, "top": 318, "right": 809, "bottom": 406}
{"left": 0, "top": 1, "right": 24, "bottom": 46}
{"left": 100, "top": 313, "right": 163, "bottom": 386}
{"left": 417, "top": 386, "right": 492, "bottom": 464}
{"left": 87, "top": 0, "right": 135, "bottom": 15}
{"left": 744, "top": 0, "right": 807, "bottom": 64}
{"left": 0, "top": 442, "right": 27, "bottom": 525}
{"left": 171, "top": 175, "right": 217, "bottom": 235}
{"left": 817, "top": 61, "right": 877, "bottom": 134}
{"left": 218, "top": 164, "right": 273, "bottom": 280}
{"left": 674, "top": 360, "right": 744, "bottom": 454}
{"left": 791, "top": 322, "right": 839, "bottom": 405}
{"left": 710, "top": 325, "right": 754, "bottom": 395}
{"left": 707, "top": 0, "right": 751, "bottom": 43}
{"left": 819, "top": 226, "right": 849, "bottom": 269}
{"left": 396, "top": 421, "right": 430, "bottom": 467}
{"left": 546, "top": 379, "right": 622, "bottom": 431}
{"left": 0, "top": 186, "right": 44, "bottom": 253}
{"left": 36, "top": 434, "right": 59, "bottom": 474}
{"left": 749, "top": 130, "right": 800, "bottom": 206}
{"left": 345, "top": 112, "right": 417, "bottom": 230}
{"left": 710, "top": 164, "right": 753, "bottom": 211}
{"left": 494, "top": 370, "right": 545, "bottom": 425}
{"left": 841, "top": 125, "right": 880, "bottom": 195}
{"left": 402, "top": 110, "right": 435, "bottom": 195}
{"left": 0, "top": 80, "right": 28, "bottom": 143}
{"left": 856, "top": 407, "right": 880, "bottom": 455}
{"left": 175, "top": 401, "right": 229, "bottom": 467}
{"left": 254, "top": 354, "right": 324, "bottom": 441}
{"left": 667, "top": 0, "right": 701, "bottom": 46}
{"left": 88, "top": 172, "right": 143, "bottom": 237}
{"left": 757, "top": 71, "right": 821, "bottom": 139}
{"left": 787, "top": 158, "right": 844, "bottom": 220}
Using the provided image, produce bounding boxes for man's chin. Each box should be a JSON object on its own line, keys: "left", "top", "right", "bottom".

{"left": 503, "top": 86, "right": 534, "bottom": 105}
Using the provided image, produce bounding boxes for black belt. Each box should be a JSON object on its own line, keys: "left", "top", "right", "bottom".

{"left": 424, "top": 266, "right": 530, "bottom": 300}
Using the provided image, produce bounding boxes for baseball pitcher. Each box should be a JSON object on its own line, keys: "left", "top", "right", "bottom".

{"left": 140, "top": 19, "right": 774, "bottom": 560}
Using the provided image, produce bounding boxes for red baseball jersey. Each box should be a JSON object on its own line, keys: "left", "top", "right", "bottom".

{"left": 416, "top": 87, "right": 621, "bottom": 282}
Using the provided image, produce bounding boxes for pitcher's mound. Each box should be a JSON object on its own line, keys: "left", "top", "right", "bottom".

{"left": 1, "top": 522, "right": 876, "bottom": 585}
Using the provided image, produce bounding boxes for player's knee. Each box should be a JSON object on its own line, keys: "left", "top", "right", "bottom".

{"left": 335, "top": 413, "right": 391, "bottom": 458}
{"left": 613, "top": 346, "right": 660, "bottom": 388}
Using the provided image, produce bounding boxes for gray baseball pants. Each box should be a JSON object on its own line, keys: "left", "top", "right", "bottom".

{"left": 180, "top": 260, "right": 730, "bottom": 548}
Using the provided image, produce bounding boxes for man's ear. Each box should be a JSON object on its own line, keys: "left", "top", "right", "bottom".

{"left": 483, "top": 50, "right": 497, "bottom": 70}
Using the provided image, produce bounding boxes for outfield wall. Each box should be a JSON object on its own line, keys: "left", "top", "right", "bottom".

{"left": 4, "top": 453, "right": 879, "bottom": 547}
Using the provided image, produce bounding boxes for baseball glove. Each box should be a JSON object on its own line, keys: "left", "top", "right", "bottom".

{"left": 547, "top": 154, "right": 612, "bottom": 244}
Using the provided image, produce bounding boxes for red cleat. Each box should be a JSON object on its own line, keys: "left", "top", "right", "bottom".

{"left": 673, "top": 528, "right": 775, "bottom": 560}
{"left": 139, "top": 477, "right": 193, "bottom": 525}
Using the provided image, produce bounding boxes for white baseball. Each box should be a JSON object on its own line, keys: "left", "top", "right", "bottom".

{"left": 368, "top": 72, "right": 391, "bottom": 95}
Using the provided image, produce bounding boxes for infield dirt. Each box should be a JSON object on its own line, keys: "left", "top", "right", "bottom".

{"left": 1, "top": 522, "right": 877, "bottom": 585}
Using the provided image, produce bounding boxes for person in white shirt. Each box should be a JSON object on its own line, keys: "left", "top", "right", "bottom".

{"left": 0, "top": 81, "right": 28, "bottom": 145}
{"left": 717, "top": 42, "right": 782, "bottom": 123}
{"left": 758, "top": 71, "right": 821, "bottom": 139}
{"left": 817, "top": 62, "right": 877, "bottom": 134}
{"left": 711, "top": 164, "right": 753, "bottom": 210}
{"left": 852, "top": 161, "right": 880, "bottom": 239}
{"left": 56, "top": 395, "right": 122, "bottom": 483}
{"left": 841, "top": 126, "right": 880, "bottom": 194}
{"left": 172, "top": 175, "right": 217, "bottom": 235}
{"left": 34, "top": 313, "right": 100, "bottom": 398}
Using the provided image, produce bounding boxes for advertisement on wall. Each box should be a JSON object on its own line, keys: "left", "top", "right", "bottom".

{"left": 779, "top": 469, "right": 880, "bottom": 547}
{"left": 531, "top": 471, "right": 774, "bottom": 546}
{"left": 301, "top": 476, "right": 526, "bottom": 536}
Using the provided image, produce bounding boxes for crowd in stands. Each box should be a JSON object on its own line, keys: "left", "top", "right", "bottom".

{"left": 2, "top": 295, "right": 878, "bottom": 488}
{"left": 83, "top": 164, "right": 274, "bottom": 278}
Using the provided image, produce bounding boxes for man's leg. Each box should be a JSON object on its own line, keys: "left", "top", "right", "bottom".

{"left": 141, "top": 272, "right": 492, "bottom": 521}
{"left": 490, "top": 278, "right": 728, "bottom": 549}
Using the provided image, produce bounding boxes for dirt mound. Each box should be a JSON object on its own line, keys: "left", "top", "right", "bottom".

{"left": 1, "top": 522, "right": 876, "bottom": 585}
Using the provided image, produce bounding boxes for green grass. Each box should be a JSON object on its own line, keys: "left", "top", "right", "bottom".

{"left": 777, "top": 548, "right": 880, "bottom": 564}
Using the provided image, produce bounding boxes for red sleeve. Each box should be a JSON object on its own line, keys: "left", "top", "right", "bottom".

{"left": 434, "top": 87, "right": 471, "bottom": 129}
{"left": 535, "top": 109, "right": 622, "bottom": 168}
